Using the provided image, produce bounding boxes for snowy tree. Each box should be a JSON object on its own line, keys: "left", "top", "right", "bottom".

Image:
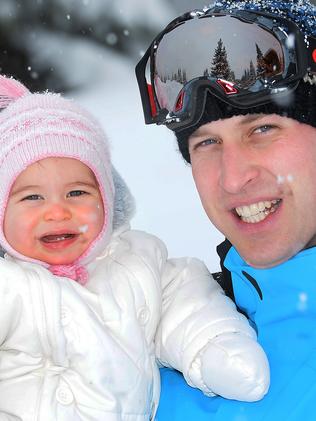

{"left": 249, "top": 60, "right": 256, "bottom": 80}
{"left": 256, "top": 43, "right": 266, "bottom": 76}
{"left": 210, "top": 38, "right": 231, "bottom": 80}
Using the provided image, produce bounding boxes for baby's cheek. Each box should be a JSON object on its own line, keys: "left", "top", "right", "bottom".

{"left": 22, "top": 243, "right": 37, "bottom": 256}
{"left": 6, "top": 212, "right": 35, "bottom": 241}
{"left": 88, "top": 213, "right": 100, "bottom": 222}
{"left": 77, "top": 204, "right": 100, "bottom": 219}
{"left": 78, "top": 204, "right": 104, "bottom": 233}
{"left": 87, "top": 204, "right": 104, "bottom": 223}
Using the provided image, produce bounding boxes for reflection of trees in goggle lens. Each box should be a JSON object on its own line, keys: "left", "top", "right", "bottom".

{"left": 207, "top": 39, "right": 282, "bottom": 89}
{"left": 154, "top": 17, "right": 284, "bottom": 110}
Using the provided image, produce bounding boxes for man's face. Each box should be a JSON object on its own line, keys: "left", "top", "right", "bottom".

{"left": 189, "top": 113, "right": 316, "bottom": 268}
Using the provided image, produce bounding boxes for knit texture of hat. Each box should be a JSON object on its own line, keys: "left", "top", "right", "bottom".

{"left": 0, "top": 75, "right": 114, "bottom": 268}
{"left": 176, "top": 0, "right": 316, "bottom": 163}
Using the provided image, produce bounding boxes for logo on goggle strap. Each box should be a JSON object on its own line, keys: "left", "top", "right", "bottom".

{"left": 216, "top": 79, "right": 239, "bottom": 95}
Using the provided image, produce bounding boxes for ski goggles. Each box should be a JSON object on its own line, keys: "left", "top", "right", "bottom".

{"left": 136, "top": 7, "right": 316, "bottom": 131}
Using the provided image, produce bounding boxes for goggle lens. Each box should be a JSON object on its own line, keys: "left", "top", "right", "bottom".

{"left": 153, "top": 15, "right": 286, "bottom": 113}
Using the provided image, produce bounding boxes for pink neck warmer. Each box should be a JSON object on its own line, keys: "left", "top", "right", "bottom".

{"left": 48, "top": 264, "right": 89, "bottom": 286}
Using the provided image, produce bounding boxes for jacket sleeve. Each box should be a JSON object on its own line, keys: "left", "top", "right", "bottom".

{"left": 0, "top": 259, "right": 63, "bottom": 377}
{"left": 155, "top": 256, "right": 268, "bottom": 398}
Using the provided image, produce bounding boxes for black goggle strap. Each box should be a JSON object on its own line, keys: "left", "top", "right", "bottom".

{"left": 135, "top": 47, "right": 156, "bottom": 124}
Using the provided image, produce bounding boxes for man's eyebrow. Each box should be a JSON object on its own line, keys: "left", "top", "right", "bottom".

{"left": 237, "top": 114, "right": 268, "bottom": 126}
{"left": 190, "top": 114, "right": 269, "bottom": 138}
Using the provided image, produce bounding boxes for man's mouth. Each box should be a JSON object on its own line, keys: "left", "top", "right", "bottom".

{"left": 234, "top": 199, "right": 282, "bottom": 223}
{"left": 40, "top": 233, "right": 78, "bottom": 243}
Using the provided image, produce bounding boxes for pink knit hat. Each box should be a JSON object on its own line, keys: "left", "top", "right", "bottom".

{"left": 0, "top": 75, "right": 114, "bottom": 283}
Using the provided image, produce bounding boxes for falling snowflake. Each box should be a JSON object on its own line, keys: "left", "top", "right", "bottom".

{"left": 297, "top": 292, "right": 308, "bottom": 312}
{"left": 105, "top": 33, "right": 118, "bottom": 46}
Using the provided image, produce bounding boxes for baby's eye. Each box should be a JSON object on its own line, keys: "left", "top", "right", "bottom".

{"left": 22, "top": 194, "right": 43, "bottom": 201}
{"left": 67, "top": 190, "right": 88, "bottom": 197}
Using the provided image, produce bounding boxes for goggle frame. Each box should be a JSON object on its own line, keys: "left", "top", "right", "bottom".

{"left": 136, "top": 7, "right": 316, "bottom": 131}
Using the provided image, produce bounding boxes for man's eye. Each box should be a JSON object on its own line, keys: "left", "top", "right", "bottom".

{"left": 22, "top": 194, "right": 43, "bottom": 201}
{"left": 192, "top": 138, "right": 218, "bottom": 150}
{"left": 201, "top": 139, "right": 217, "bottom": 146}
{"left": 253, "top": 124, "right": 275, "bottom": 134}
{"left": 67, "top": 190, "right": 87, "bottom": 197}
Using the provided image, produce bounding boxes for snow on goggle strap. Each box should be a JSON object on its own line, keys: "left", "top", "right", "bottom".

{"left": 136, "top": 8, "right": 316, "bottom": 131}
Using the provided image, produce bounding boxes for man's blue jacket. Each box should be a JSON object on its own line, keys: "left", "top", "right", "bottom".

{"left": 157, "top": 244, "right": 316, "bottom": 420}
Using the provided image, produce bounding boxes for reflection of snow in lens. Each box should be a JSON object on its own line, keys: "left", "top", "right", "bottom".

{"left": 298, "top": 292, "right": 308, "bottom": 312}
{"left": 286, "top": 33, "right": 295, "bottom": 49}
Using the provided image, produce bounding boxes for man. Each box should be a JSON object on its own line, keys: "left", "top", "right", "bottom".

{"left": 136, "top": 0, "right": 316, "bottom": 419}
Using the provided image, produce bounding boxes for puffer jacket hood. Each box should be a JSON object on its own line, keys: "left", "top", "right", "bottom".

{"left": 112, "top": 166, "right": 135, "bottom": 230}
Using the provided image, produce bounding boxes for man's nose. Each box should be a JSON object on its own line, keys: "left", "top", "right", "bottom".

{"left": 219, "top": 144, "right": 260, "bottom": 194}
{"left": 43, "top": 202, "right": 72, "bottom": 222}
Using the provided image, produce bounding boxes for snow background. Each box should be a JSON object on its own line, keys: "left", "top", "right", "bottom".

{"left": 28, "top": 0, "right": 225, "bottom": 272}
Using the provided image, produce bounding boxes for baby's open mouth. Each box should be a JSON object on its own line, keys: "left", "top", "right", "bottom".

{"left": 234, "top": 199, "right": 282, "bottom": 223}
{"left": 40, "top": 233, "right": 78, "bottom": 243}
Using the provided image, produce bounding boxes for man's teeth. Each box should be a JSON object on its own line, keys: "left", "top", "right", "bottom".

{"left": 235, "top": 200, "right": 280, "bottom": 223}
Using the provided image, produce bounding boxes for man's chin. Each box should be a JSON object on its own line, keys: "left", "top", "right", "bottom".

{"left": 237, "top": 247, "right": 299, "bottom": 269}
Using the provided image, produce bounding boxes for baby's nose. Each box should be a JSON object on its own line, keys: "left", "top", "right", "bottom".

{"left": 44, "top": 203, "right": 72, "bottom": 221}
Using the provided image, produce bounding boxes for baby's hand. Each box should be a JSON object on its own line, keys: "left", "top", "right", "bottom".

{"left": 201, "top": 332, "right": 270, "bottom": 401}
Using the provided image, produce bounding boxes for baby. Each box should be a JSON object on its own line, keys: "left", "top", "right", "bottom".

{"left": 0, "top": 75, "right": 269, "bottom": 421}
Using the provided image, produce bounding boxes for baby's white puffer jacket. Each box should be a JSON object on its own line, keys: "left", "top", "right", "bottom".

{"left": 0, "top": 224, "right": 259, "bottom": 421}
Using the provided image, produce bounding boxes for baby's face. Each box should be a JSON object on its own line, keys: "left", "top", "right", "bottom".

{"left": 4, "top": 157, "right": 104, "bottom": 265}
